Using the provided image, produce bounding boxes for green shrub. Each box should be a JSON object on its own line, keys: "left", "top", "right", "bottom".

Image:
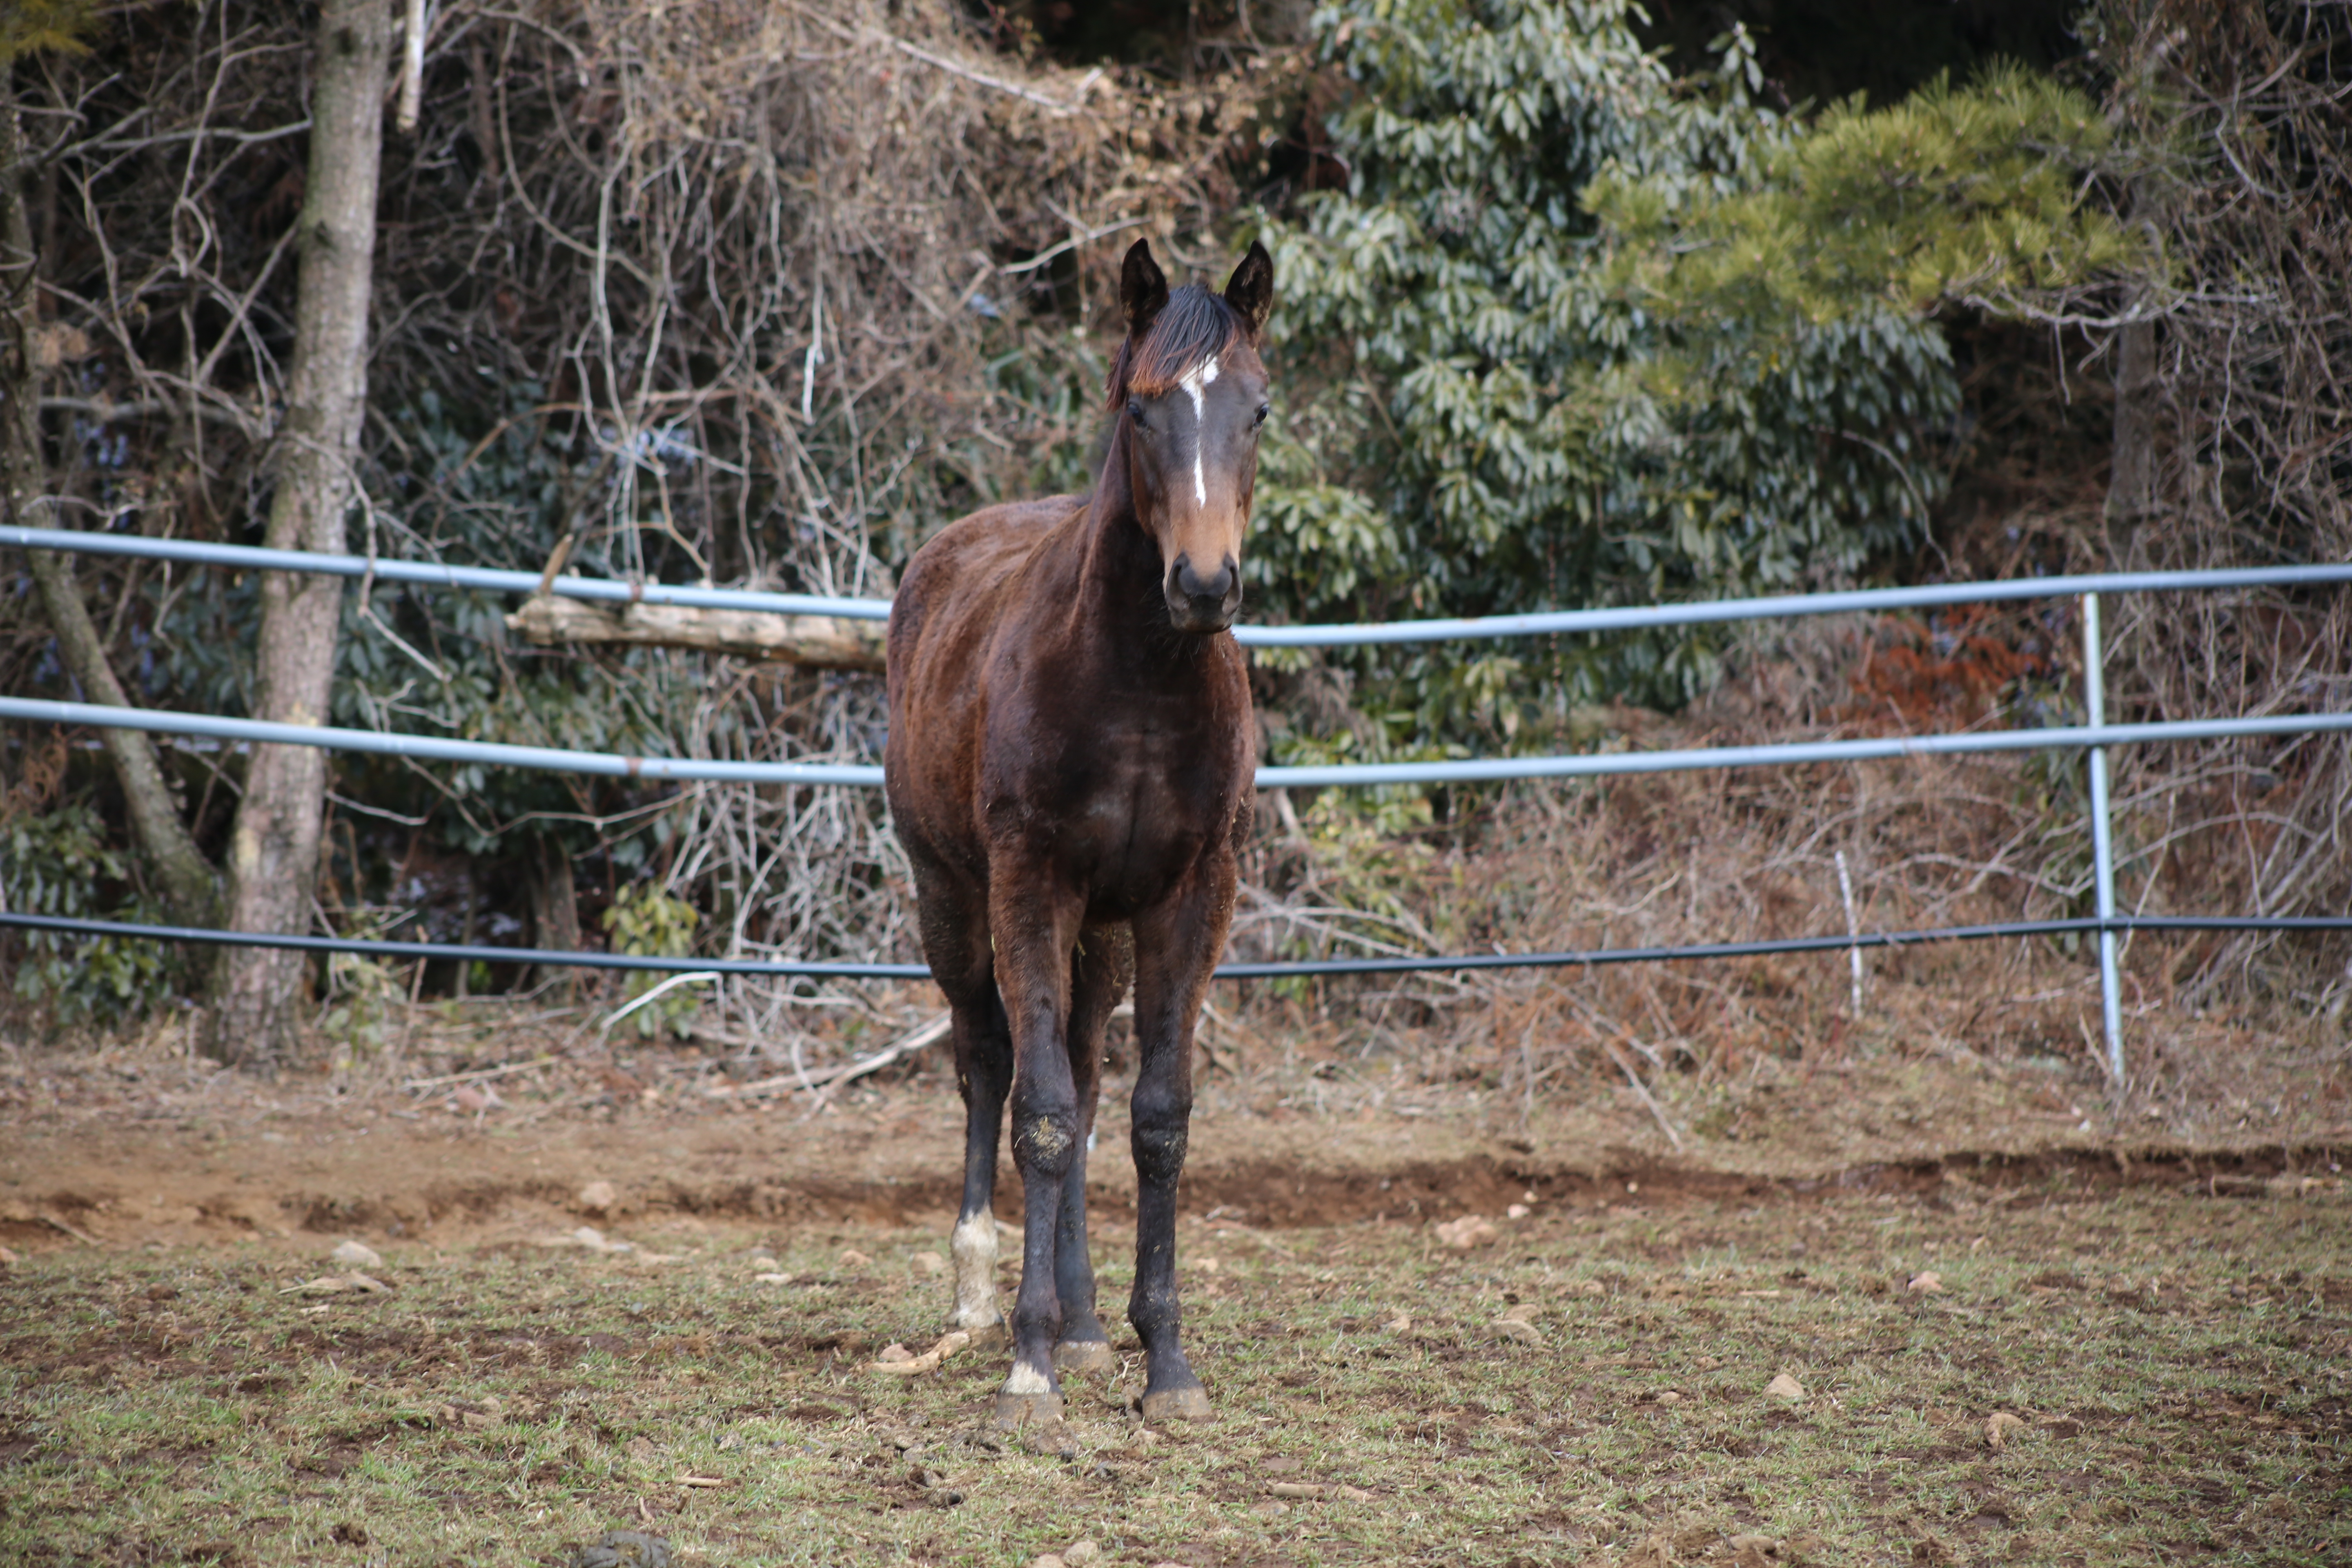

{"left": 1, "top": 799, "right": 178, "bottom": 1025}
{"left": 601, "top": 884, "right": 704, "bottom": 1041}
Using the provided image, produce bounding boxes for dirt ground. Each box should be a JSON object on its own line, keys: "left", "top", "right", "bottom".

{"left": 2, "top": 1002, "right": 2348, "bottom": 1566}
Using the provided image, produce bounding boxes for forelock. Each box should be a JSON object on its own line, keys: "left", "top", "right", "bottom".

{"left": 1110, "top": 284, "right": 1246, "bottom": 405}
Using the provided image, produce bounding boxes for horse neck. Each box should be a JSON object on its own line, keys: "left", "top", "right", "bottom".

{"left": 1070, "top": 421, "right": 1172, "bottom": 627}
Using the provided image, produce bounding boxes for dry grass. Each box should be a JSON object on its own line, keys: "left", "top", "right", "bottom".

{"left": 1220, "top": 621, "right": 2351, "bottom": 1147}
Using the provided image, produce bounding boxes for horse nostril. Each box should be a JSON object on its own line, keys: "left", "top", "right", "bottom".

{"left": 1174, "top": 555, "right": 1235, "bottom": 602}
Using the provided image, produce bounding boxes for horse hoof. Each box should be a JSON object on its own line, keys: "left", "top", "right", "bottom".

{"left": 1053, "top": 1339, "right": 1116, "bottom": 1376}
{"left": 1139, "top": 1385, "right": 1212, "bottom": 1423}
{"left": 991, "top": 1390, "right": 1065, "bottom": 1430}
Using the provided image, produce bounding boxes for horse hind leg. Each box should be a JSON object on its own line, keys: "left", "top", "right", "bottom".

{"left": 949, "top": 984, "right": 1013, "bottom": 1343}
{"left": 1050, "top": 924, "right": 1132, "bottom": 1378}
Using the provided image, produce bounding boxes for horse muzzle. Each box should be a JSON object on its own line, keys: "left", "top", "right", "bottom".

{"left": 1165, "top": 552, "right": 1241, "bottom": 633}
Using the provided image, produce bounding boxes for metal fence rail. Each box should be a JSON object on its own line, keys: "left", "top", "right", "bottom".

{"left": 6, "top": 694, "right": 2348, "bottom": 791}
{"left": 11, "top": 523, "right": 2352, "bottom": 642}
{"left": 8, "top": 910, "right": 2347, "bottom": 984}
{"left": 0, "top": 524, "right": 888, "bottom": 619}
{"left": 9, "top": 522, "right": 2350, "bottom": 1082}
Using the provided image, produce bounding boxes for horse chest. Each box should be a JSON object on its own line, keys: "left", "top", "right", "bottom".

{"left": 984, "top": 719, "right": 1238, "bottom": 906}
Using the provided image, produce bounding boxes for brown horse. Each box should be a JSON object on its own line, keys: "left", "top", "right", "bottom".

{"left": 883, "top": 239, "right": 1272, "bottom": 1426}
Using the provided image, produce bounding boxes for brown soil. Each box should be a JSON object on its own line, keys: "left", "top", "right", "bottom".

{"left": 4, "top": 1005, "right": 2345, "bottom": 1263}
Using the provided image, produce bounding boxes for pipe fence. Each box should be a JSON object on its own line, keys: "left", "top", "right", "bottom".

{"left": 6, "top": 909, "right": 2348, "bottom": 983}
{"left": 8, "top": 524, "right": 2350, "bottom": 1081}
{"left": 11, "top": 522, "right": 2352, "bottom": 641}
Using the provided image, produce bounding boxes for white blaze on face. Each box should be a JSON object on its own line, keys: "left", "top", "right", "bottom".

{"left": 1178, "top": 354, "right": 1221, "bottom": 507}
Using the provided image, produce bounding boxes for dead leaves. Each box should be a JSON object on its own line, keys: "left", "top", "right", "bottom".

{"left": 1265, "top": 1480, "right": 1376, "bottom": 1502}
{"left": 1490, "top": 1301, "right": 1544, "bottom": 1344}
{"left": 1624, "top": 1529, "right": 1803, "bottom": 1567}
{"left": 278, "top": 1272, "right": 390, "bottom": 1296}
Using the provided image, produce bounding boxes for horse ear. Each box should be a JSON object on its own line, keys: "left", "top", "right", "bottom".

{"left": 1223, "top": 241, "right": 1273, "bottom": 338}
{"left": 1121, "top": 239, "right": 1168, "bottom": 338}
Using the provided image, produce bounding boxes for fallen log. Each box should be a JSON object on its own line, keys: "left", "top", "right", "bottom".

{"left": 504, "top": 595, "right": 886, "bottom": 671}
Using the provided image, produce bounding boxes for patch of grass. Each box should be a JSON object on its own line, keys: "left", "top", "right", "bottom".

{"left": 2, "top": 1181, "right": 2347, "bottom": 1566}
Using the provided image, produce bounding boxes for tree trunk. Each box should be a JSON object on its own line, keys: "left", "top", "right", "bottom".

{"left": 1, "top": 76, "right": 222, "bottom": 924}
{"left": 207, "top": 0, "right": 391, "bottom": 1067}
{"left": 526, "top": 838, "right": 581, "bottom": 1000}
{"left": 2106, "top": 315, "right": 2161, "bottom": 559}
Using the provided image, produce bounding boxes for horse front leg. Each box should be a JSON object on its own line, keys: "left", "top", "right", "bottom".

{"left": 1125, "top": 864, "right": 1233, "bottom": 1423}
{"left": 989, "top": 878, "right": 1084, "bottom": 1427}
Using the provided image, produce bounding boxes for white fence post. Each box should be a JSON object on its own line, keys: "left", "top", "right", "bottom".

{"left": 2082, "top": 592, "right": 2125, "bottom": 1085}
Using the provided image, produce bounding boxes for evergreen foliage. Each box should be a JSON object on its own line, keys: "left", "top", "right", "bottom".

{"left": 1252, "top": 0, "right": 1963, "bottom": 744}
{"left": 1586, "top": 64, "right": 2142, "bottom": 327}
{"left": 0, "top": 0, "right": 96, "bottom": 63}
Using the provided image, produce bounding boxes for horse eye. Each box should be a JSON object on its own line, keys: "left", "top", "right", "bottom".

{"left": 1127, "top": 398, "right": 1146, "bottom": 428}
{"left": 1254, "top": 403, "right": 1270, "bottom": 427}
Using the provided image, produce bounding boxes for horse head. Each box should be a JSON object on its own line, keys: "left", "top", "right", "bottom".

{"left": 1109, "top": 238, "right": 1273, "bottom": 634}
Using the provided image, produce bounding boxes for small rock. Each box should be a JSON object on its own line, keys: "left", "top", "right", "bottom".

{"left": 840, "top": 1249, "right": 874, "bottom": 1269}
{"left": 1031, "top": 1557, "right": 1066, "bottom": 1568}
{"left": 753, "top": 1272, "right": 793, "bottom": 1285}
{"left": 1765, "top": 1372, "right": 1806, "bottom": 1402}
{"left": 911, "top": 1251, "right": 946, "bottom": 1277}
{"left": 1984, "top": 1411, "right": 2029, "bottom": 1450}
{"left": 330, "top": 1239, "right": 383, "bottom": 1270}
{"left": 1063, "top": 1541, "right": 1100, "bottom": 1566}
{"left": 1491, "top": 1317, "right": 1542, "bottom": 1344}
{"left": 1655, "top": 1390, "right": 1682, "bottom": 1405}
{"left": 579, "top": 1180, "right": 620, "bottom": 1215}
{"left": 1907, "top": 1270, "right": 1944, "bottom": 1294}
{"left": 1434, "top": 1215, "right": 1498, "bottom": 1250}
{"left": 1506, "top": 1203, "right": 1530, "bottom": 1219}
